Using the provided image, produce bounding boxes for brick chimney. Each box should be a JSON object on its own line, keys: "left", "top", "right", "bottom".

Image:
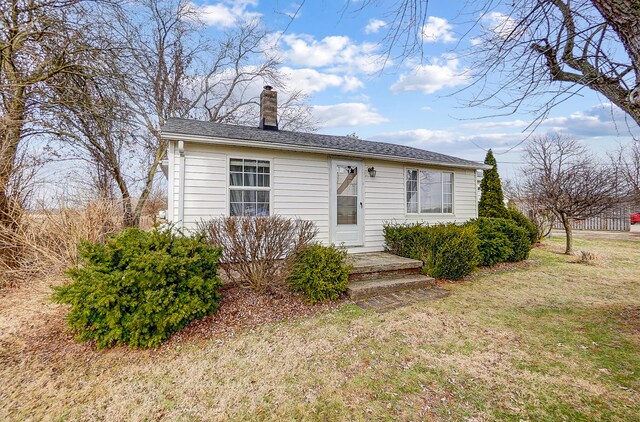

{"left": 259, "top": 85, "right": 278, "bottom": 130}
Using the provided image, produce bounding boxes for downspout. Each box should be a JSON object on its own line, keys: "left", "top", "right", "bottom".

{"left": 178, "top": 140, "right": 185, "bottom": 229}
{"left": 474, "top": 169, "right": 479, "bottom": 218}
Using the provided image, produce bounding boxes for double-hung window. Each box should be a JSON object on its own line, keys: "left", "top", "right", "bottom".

{"left": 405, "top": 169, "right": 453, "bottom": 214}
{"left": 229, "top": 158, "right": 270, "bottom": 216}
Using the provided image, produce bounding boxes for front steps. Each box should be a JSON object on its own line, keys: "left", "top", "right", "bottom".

{"left": 346, "top": 252, "right": 436, "bottom": 300}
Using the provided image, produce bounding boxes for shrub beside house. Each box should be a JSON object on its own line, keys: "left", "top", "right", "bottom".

{"left": 54, "top": 217, "right": 352, "bottom": 349}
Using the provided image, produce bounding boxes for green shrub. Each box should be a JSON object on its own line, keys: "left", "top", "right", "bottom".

{"left": 286, "top": 243, "right": 351, "bottom": 303}
{"left": 384, "top": 222, "right": 479, "bottom": 280}
{"left": 506, "top": 208, "right": 539, "bottom": 245}
{"left": 426, "top": 224, "right": 480, "bottom": 280}
{"left": 383, "top": 222, "right": 428, "bottom": 261}
{"left": 53, "top": 227, "right": 223, "bottom": 349}
{"left": 472, "top": 217, "right": 531, "bottom": 263}
{"left": 473, "top": 218, "right": 513, "bottom": 266}
{"left": 479, "top": 149, "right": 508, "bottom": 219}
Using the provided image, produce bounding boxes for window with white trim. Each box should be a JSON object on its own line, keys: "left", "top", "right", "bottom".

{"left": 229, "top": 158, "right": 270, "bottom": 216}
{"left": 405, "top": 169, "right": 453, "bottom": 214}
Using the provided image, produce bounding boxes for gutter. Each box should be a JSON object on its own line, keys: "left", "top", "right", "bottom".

{"left": 162, "top": 131, "right": 492, "bottom": 171}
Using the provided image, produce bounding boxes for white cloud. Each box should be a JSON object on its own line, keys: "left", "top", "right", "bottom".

{"left": 194, "top": 0, "right": 261, "bottom": 28}
{"left": 312, "top": 103, "right": 388, "bottom": 127}
{"left": 280, "top": 67, "right": 363, "bottom": 94}
{"left": 461, "top": 120, "right": 530, "bottom": 130}
{"left": 481, "top": 11, "right": 518, "bottom": 40}
{"left": 365, "top": 19, "right": 387, "bottom": 34}
{"left": 342, "top": 76, "right": 365, "bottom": 92}
{"left": 422, "top": 16, "right": 457, "bottom": 43}
{"left": 540, "top": 103, "right": 640, "bottom": 137}
{"left": 390, "top": 55, "right": 469, "bottom": 94}
{"left": 459, "top": 104, "right": 640, "bottom": 138}
{"left": 276, "top": 33, "right": 387, "bottom": 74}
{"left": 420, "top": 106, "right": 433, "bottom": 112}
{"left": 283, "top": 2, "right": 303, "bottom": 19}
{"left": 375, "top": 129, "right": 456, "bottom": 145}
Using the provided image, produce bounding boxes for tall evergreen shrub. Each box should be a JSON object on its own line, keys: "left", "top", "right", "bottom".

{"left": 479, "top": 149, "right": 508, "bottom": 218}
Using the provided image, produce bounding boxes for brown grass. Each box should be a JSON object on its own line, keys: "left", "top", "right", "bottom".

{"left": 574, "top": 250, "right": 604, "bottom": 266}
{"left": 0, "top": 200, "right": 124, "bottom": 288}
{"left": 1, "top": 235, "right": 639, "bottom": 420}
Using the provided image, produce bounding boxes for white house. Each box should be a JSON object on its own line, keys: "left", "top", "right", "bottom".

{"left": 162, "top": 86, "right": 490, "bottom": 253}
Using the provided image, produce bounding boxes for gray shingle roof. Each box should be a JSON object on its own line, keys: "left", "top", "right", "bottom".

{"left": 162, "top": 118, "right": 486, "bottom": 169}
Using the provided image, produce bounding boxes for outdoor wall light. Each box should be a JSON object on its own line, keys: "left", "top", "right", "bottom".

{"left": 368, "top": 166, "right": 377, "bottom": 177}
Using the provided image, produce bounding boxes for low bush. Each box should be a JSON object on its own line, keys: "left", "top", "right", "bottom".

{"left": 474, "top": 218, "right": 513, "bottom": 266}
{"left": 575, "top": 250, "right": 602, "bottom": 266}
{"left": 198, "top": 216, "right": 317, "bottom": 291}
{"left": 471, "top": 217, "right": 531, "bottom": 263}
{"left": 384, "top": 222, "right": 479, "bottom": 280}
{"left": 53, "top": 227, "right": 223, "bottom": 349}
{"left": 383, "top": 223, "right": 428, "bottom": 261}
{"left": 426, "top": 224, "right": 480, "bottom": 280}
{"left": 506, "top": 208, "right": 539, "bottom": 245}
{"left": 287, "top": 243, "right": 351, "bottom": 303}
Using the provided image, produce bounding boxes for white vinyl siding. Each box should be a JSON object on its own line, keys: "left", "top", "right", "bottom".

{"left": 363, "top": 160, "right": 477, "bottom": 251}
{"left": 170, "top": 140, "right": 479, "bottom": 252}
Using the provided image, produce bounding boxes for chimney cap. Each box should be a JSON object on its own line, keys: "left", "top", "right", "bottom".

{"left": 263, "top": 85, "right": 273, "bottom": 91}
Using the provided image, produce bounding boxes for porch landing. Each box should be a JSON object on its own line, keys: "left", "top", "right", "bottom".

{"left": 348, "top": 252, "right": 423, "bottom": 276}
{"left": 346, "top": 252, "right": 436, "bottom": 300}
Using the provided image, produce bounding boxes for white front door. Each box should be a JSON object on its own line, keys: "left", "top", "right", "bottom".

{"left": 330, "top": 159, "right": 364, "bottom": 246}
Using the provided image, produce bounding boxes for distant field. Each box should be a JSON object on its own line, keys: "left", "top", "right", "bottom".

{"left": 1, "top": 236, "right": 639, "bottom": 421}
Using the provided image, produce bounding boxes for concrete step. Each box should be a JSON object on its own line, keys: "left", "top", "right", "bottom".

{"left": 348, "top": 252, "right": 422, "bottom": 279}
{"left": 349, "top": 267, "right": 421, "bottom": 281}
{"left": 347, "top": 274, "right": 436, "bottom": 300}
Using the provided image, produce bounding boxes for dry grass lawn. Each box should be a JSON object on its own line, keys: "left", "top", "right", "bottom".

{"left": 1, "top": 235, "right": 639, "bottom": 421}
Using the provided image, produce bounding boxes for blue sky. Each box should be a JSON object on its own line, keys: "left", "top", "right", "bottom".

{"left": 192, "top": 1, "right": 637, "bottom": 179}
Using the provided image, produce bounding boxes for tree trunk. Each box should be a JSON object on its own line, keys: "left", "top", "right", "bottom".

{"left": 132, "top": 140, "right": 167, "bottom": 227}
{"left": 591, "top": 0, "right": 640, "bottom": 81}
{"left": 560, "top": 213, "right": 573, "bottom": 255}
{"left": 591, "top": 0, "right": 640, "bottom": 115}
{"left": 111, "top": 165, "right": 136, "bottom": 227}
{"left": 0, "top": 93, "right": 27, "bottom": 226}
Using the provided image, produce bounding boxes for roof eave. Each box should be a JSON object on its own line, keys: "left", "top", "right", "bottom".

{"left": 162, "top": 131, "right": 490, "bottom": 170}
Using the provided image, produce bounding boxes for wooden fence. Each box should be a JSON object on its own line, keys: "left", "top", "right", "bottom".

{"left": 551, "top": 204, "right": 632, "bottom": 232}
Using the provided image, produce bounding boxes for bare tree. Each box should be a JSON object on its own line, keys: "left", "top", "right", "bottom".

{"left": 466, "top": 0, "right": 640, "bottom": 128}
{"left": 0, "top": 0, "right": 100, "bottom": 224}
{"left": 615, "top": 141, "right": 640, "bottom": 204}
{"left": 520, "top": 134, "right": 619, "bottom": 253}
{"left": 344, "top": 1, "right": 640, "bottom": 127}
{"left": 94, "top": 0, "right": 313, "bottom": 225}
{"left": 52, "top": 72, "right": 140, "bottom": 225}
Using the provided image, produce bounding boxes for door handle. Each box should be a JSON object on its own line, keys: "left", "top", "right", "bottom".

{"left": 360, "top": 202, "right": 363, "bottom": 208}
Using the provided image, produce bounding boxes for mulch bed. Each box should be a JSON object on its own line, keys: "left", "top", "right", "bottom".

{"left": 9, "top": 283, "right": 347, "bottom": 362}
{"left": 170, "top": 284, "right": 345, "bottom": 344}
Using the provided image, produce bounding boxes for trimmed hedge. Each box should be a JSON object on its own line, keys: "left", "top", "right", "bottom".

{"left": 384, "top": 223, "right": 480, "bottom": 280}
{"left": 383, "top": 223, "right": 427, "bottom": 261}
{"left": 427, "top": 224, "right": 480, "bottom": 279}
{"left": 506, "top": 208, "right": 538, "bottom": 245}
{"left": 53, "top": 227, "right": 223, "bottom": 349}
{"left": 286, "top": 243, "right": 351, "bottom": 303}
{"left": 471, "top": 217, "right": 532, "bottom": 264}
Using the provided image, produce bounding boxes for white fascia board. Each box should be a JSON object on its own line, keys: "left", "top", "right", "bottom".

{"left": 162, "top": 132, "right": 491, "bottom": 171}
